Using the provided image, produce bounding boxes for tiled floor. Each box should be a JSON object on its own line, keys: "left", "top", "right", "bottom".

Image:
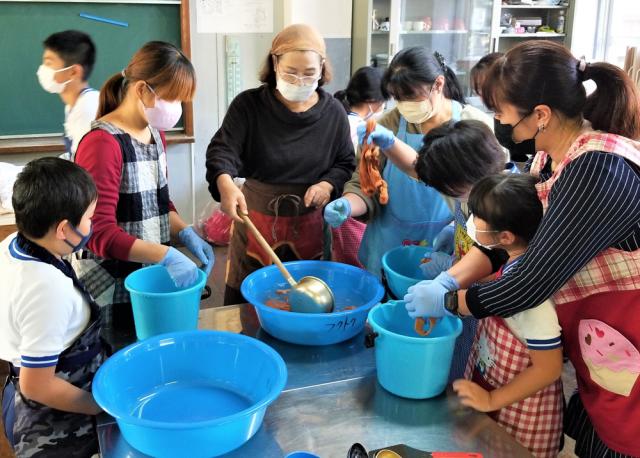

{"left": 0, "top": 245, "right": 581, "bottom": 457}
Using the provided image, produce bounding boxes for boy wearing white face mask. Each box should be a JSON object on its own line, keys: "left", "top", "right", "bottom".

{"left": 73, "top": 42, "right": 214, "bottom": 343}
{"left": 1, "top": 158, "right": 105, "bottom": 457}
{"left": 38, "top": 31, "right": 99, "bottom": 160}
{"left": 410, "top": 174, "right": 564, "bottom": 457}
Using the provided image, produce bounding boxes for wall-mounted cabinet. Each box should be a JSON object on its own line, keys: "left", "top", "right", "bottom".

{"left": 492, "top": 2, "right": 574, "bottom": 53}
{"left": 352, "top": 0, "right": 574, "bottom": 97}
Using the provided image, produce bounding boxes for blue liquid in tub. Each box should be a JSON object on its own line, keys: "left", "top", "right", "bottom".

{"left": 131, "top": 381, "right": 253, "bottom": 422}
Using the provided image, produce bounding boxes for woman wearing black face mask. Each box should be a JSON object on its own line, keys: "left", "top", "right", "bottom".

{"left": 405, "top": 40, "right": 640, "bottom": 458}
{"left": 470, "top": 52, "right": 532, "bottom": 163}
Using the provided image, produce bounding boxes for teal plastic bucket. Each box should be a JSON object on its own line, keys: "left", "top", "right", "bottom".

{"left": 367, "top": 300, "right": 462, "bottom": 399}
{"left": 381, "top": 245, "right": 432, "bottom": 298}
{"left": 125, "top": 265, "right": 207, "bottom": 340}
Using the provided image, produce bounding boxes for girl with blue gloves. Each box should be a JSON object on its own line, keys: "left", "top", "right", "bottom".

{"left": 74, "top": 42, "right": 214, "bottom": 341}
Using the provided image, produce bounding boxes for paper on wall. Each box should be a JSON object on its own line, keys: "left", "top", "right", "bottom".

{"left": 196, "top": 0, "right": 273, "bottom": 34}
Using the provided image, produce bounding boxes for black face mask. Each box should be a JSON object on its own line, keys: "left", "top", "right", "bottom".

{"left": 493, "top": 117, "right": 537, "bottom": 162}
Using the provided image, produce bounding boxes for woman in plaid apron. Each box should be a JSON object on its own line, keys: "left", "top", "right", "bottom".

{"left": 404, "top": 41, "right": 640, "bottom": 456}
{"left": 529, "top": 133, "right": 640, "bottom": 457}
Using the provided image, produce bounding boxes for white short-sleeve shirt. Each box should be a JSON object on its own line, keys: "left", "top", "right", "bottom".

{"left": 501, "top": 260, "right": 562, "bottom": 350}
{"left": 64, "top": 88, "right": 99, "bottom": 155}
{"left": 0, "top": 234, "right": 91, "bottom": 368}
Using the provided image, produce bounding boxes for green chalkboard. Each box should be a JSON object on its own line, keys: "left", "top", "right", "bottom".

{"left": 0, "top": 2, "right": 182, "bottom": 136}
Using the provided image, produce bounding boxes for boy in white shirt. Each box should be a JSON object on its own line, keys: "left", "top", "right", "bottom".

{"left": 37, "top": 30, "right": 99, "bottom": 159}
{"left": 1, "top": 158, "right": 103, "bottom": 457}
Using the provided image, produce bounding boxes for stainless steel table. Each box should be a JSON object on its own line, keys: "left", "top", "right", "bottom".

{"left": 97, "top": 304, "right": 532, "bottom": 457}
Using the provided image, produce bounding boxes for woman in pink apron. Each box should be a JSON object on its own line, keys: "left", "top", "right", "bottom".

{"left": 405, "top": 41, "right": 640, "bottom": 456}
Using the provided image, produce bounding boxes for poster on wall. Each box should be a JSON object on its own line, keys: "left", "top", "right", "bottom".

{"left": 196, "top": 0, "right": 273, "bottom": 33}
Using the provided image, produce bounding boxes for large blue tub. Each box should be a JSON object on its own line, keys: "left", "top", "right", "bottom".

{"left": 93, "top": 330, "right": 287, "bottom": 457}
{"left": 241, "top": 260, "right": 384, "bottom": 346}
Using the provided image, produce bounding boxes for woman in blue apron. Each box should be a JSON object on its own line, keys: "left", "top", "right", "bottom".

{"left": 324, "top": 48, "right": 495, "bottom": 380}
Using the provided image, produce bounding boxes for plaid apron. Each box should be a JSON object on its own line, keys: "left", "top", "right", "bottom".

{"left": 465, "top": 266, "right": 563, "bottom": 458}
{"left": 330, "top": 218, "right": 365, "bottom": 267}
{"left": 530, "top": 132, "right": 640, "bottom": 456}
{"left": 72, "top": 122, "right": 171, "bottom": 308}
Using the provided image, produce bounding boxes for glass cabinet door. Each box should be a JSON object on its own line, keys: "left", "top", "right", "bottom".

{"left": 393, "top": 0, "right": 494, "bottom": 97}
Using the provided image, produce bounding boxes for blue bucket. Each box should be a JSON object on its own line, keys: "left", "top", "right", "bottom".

{"left": 382, "top": 245, "right": 432, "bottom": 298}
{"left": 125, "top": 265, "right": 207, "bottom": 340}
{"left": 367, "top": 300, "right": 462, "bottom": 399}
{"left": 241, "top": 260, "right": 384, "bottom": 346}
{"left": 93, "top": 330, "right": 287, "bottom": 458}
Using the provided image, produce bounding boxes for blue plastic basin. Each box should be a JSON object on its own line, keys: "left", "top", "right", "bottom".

{"left": 93, "top": 330, "right": 287, "bottom": 457}
{"left": 367, "top": 301, "right": 462, "bottom": 399}
{"left": 382, "top": 245, "right": 432, "bottom": 298}
{"left": 241, "top": 260, "right": 384, "bottom": 346}
{"left": 125, "top": 265, "right": 207, "bottom": 340}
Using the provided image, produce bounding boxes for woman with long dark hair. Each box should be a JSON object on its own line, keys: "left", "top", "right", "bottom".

{"left": 406, "top": 40, "right": 640, "bottom": 457}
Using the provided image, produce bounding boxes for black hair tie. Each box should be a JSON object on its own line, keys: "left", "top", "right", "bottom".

{"left": 433, "top": 51, "right": 447, "bottom": 71}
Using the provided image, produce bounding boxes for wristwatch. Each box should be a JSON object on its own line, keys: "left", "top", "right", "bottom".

{"left": 444, "top": 290, "right": 464, "bottom": 318}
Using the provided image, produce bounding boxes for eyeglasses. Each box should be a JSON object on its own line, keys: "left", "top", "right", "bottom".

{"left": 277, "top": 70, "right": 320, "bottom": 86}
{"left": 512, "top": 111, "right": 533, "bottom": 129}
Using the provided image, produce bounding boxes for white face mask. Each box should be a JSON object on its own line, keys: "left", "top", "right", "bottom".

{"left": 276, "top": 77, "right": 318, "bottom": 103}
{"left": 37, "top": 64, "right": 72, "bottom": 94}
{"left": 397, "top": 86, "right": 438, "bottom": 124}
{"left": 466, "top": 214, "right": 500, "bottom": 249}
{"left": 142, "top": 85, "right": 183, "bottom": 131}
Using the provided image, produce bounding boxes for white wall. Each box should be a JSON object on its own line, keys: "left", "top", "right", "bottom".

{"left": 283, "top": 0, "right": 352, "bottom": 38}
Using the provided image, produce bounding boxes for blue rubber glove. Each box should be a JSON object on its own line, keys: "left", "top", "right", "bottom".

{"left": 324, "top": 198, "right": 351, "bottom": 228}
{"left": 159, "top": 247, "right": 199, "bottom": 288}
{"left": 404, "top": 271, "right": 460, "bottom": 319}
{"left": 433, "top": 225, "right": 455, "bottom": 255}
{"left": 356, "top": 122, "right": 396, "bottom": 151}
{"left": 419, "top": 251, "right": 454, "bottom": 280}
{"left": 179, "top": 226, "right": 215, "bottom": 276}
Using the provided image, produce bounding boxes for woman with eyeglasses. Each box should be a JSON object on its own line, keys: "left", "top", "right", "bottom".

{"left": 205, "top": 24, "right": 355, "bottom": 305}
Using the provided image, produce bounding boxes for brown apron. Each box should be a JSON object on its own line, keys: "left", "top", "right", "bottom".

{"left": 226, "top": 179, "right": 324, "bottom": 290}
